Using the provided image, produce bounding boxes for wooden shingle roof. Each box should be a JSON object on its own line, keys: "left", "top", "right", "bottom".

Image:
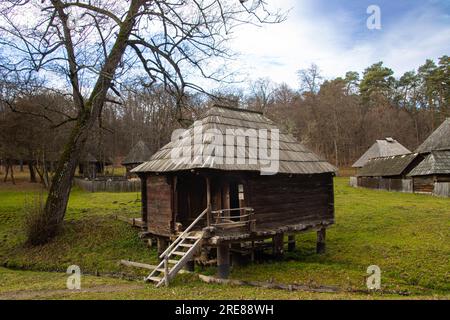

{"left": 357, "top": 153, "right": 420, "bottom": 177}
{"left": 415, "top": 118, "right": 450, "bottom": 154}
{"left": 132, "top": 106, "right": 336, "bottom": 175}
{"left": 408, "top": 150, "right": 450, "bottom": 176}
{"left": 352, "top": 138, "right": 411, "bottom": 168}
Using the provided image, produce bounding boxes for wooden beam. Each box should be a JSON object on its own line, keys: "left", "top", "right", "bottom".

{"left": 222, "top": 182, "right": 230, "bottom": 219}
{"left": 157, "top": 237, "right": 169, "bottom": 256}
{"left": 198, "top": 274, "right": 339, "bottom": 293}
{"left": 206, "top": 176, "right": 211, "bottom": 227}
{"left": 184, "top": 260, "right": 195, "bottom": 272}
{"left": 217, "top": 243, "right": 230, "bottom": 279}
{"left": 316, "top": 228, "right": 326, "bottom": 254}
{"left": 119, "top": 260, "right": 190, "bottom": 274}
{"left": 272, "top": 233, "right": 284, "bottom": 258}
{"left": 173, "top": 175, "right": 178, "bottom": 227}
{"left": 141, "top": 175, "right": 148, "bottom": 225}
{"left": 288, "top": 235, "right": 296, "bottom": 252}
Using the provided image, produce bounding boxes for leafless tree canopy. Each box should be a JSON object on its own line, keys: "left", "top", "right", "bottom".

{"left": 0, "top": 0, "right": 284, "bottom": 104}
{"left": 0, "top": 0, "right": 285, "bottom": 244}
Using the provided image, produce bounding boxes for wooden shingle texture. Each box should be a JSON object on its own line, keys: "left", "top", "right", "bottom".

{"left": 415, "top": 118, "right": 450, "bottom": 153}
{"left": 408, "top": 151, "right": 450, "bottom": 176}
{"left": 132, "top": 106, "right": 336, "bottom": 175}
{"left": 357, "top": 153, "right": 420, "bottom": 177}
{"left": 352, "top": 138, "right": 411, "bottom": 168}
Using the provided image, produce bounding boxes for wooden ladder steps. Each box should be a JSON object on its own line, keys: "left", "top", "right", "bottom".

{"left": 147, "top": 276, "right": 162, "bottom": 283}
{"left": 172, "top": 251, "right": 186, "bottom": 256}
{"left": 185, "top": 236, "right": 201, "bottom": 240}
{"left": 178, "top": 243, "right": 194, "bottom": 248}
{"left": 168, "top": 259, "right": 179, "bottom": 264}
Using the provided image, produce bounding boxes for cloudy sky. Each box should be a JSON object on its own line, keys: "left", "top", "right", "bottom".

{"left": 230, "top": 0, "right": 450, "bottom": 88}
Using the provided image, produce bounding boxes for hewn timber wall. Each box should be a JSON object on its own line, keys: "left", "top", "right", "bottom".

{"left": 401, "top": 179, "right": 413, "bottom": 193}
{"left": 246, "top": 173, "right": 334, "bottom": 229}
{"left": 434, "top": 182, "right": 450, "bottom": 197}
{"left": 147, "top": 175, "right": 173, "bottom": 236}
{"left": 358, "top": 177, "right": 380, "bottom": 189}
{"left": 413, "top": 176, "right": 434, "bottom": 193}
{"left": 74, "top": 178, "right": 140, "bottom": 192}
{"left": 356, "top": 177, "right": 412, "bottom": 193}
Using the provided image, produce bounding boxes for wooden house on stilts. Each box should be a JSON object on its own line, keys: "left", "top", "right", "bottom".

{"left": 132, "top": 106, "right": 336, "bottom": 286}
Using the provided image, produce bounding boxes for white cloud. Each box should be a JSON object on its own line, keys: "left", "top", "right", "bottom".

{"left": 226, "top": 0, "right": 450, "bottom": 89}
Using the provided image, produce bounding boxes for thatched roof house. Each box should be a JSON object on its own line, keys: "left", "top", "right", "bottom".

{"left": 122, "top": 140, "right": 152, "bottom": 166}
{"left": 132, "top": 105, "right": 336, "bottom": 283}
{"left": 122, "top": 140, "right": 152, "bottom": 178}
{"left": 352, "top": 138, "right": 411, "bottom": 168}
{"left": 78, "top": 152, "right": 112, "bottom": 179}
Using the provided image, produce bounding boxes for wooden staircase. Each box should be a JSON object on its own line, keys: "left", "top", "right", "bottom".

{"left": 146, "top": 208, "right": 207, "bottom": 287}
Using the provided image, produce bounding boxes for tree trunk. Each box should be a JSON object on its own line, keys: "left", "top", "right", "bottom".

{"left": 3, "top": 160, "right": 15, "bottom": 184}
{"left": 28, "top": 161, "right": 37, "bottom": 183}
{"left": 35, "top": 0, "right": 144, "bottom": 245}
{"left": 3, "top": 162, "right": 9, "bottom": 182}
{"left": 40, "top": 115, "right": 91, "bottom": 241}
{"left": 10, "top": 163, "right": 15, "bottom": 185}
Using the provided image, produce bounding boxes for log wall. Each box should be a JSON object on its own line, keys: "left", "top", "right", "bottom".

{"left": 434, "top": 182, "right": 450, "bottom": 197}
{"left": 356, "top": 177, "right": 412, "bottom": 193}
{"left": 245, "top": 173, "right": 334, "bottom": 229}
{"left": 413, "top": 176, "right": 434, "bottom": 193}
{"left": 147, "top": 175, "right": 173, "bottom": 236}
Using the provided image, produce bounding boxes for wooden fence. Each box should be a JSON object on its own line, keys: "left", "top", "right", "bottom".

{"left": 434, "top": 182, "right": 450, "bottom": 198}
{"left": 74, "top": 178, "right": 141, "bottom": 193}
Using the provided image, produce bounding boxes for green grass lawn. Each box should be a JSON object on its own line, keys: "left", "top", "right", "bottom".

{"left": 0, "top": 177, "right": 449, "bottom": 299}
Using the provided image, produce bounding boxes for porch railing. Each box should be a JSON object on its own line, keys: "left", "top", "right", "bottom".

{"left": 211, "top": 207, "right": 256, "bottom": 233}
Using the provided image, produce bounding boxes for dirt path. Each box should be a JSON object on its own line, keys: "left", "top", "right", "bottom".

{"left": 0, "top": 284, "right": 144, "bottom": 300}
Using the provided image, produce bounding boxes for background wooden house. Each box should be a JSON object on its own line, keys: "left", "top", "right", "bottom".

{"left": 78, "top": 153, "right": 111, "bottom": 179}
{"left": 121, "top": 140, "right": 152, "bottom": 178}
{"left": 356, "top": 153, "right": 422, "bottom": 192}
{"left": 408, "top": 151, "right": 450, "bottom": 194}
{"left": 408, "top": 118, "right": 450, "bottom": 196}
{"left": 352, "top": 138, "right": 411, "bottom": 170}
{"left": 132, "top": 106, "right": 336, "bottom": 285}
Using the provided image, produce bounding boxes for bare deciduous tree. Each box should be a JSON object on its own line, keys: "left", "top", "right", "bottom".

{"left": 298, "top": 63, "right": 323, "bottom": 94}
{"left": 0, "top": 0, "right": 284, "bottom": 244}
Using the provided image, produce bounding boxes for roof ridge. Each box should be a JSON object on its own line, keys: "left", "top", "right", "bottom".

{"left": 209, "top": 104, "right": 264, "bottom": 115}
